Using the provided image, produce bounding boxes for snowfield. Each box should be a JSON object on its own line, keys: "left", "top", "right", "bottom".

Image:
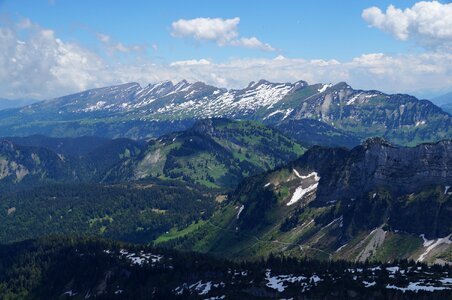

{"left": 287, "top": 170, "right": 320, "bottom": 206}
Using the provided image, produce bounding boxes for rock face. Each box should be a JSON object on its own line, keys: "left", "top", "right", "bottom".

{"left": 297, "top": 138, "right": 452, "bottom": 203}
{"left": 0, "top": 80, "right": 450, "bottom": 145}
{"left": 0, "top": 139, "right": 72, "bottom": 185}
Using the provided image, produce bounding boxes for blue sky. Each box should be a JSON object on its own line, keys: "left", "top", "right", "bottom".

{"left": 0, "top": 0, "right": 451, "bottom": 99}
{"left": 1, "top": 0, "right": 419, "bottom": 61}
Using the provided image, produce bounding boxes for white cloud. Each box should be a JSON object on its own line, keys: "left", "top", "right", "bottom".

{"left": 231, "top": 37, "right": 275, "bottom": 51}
{"left": 170, "top": 59, "right": 211, "bottom": 66}
{"left": 171, "top": 17, "right": 239, "bottom": 45}
{"left": 171, "top": 17, "right": 275, "bottom": 51}
{"left": 362, "top": 1, "right": 452, "bottom": 49}
{"left": 96, "top": 33, "right": 111, "bottom": 43}
{"left": 0, "top": 21, "right": 103, "bottom": 99}
{"left": 1, "top": 19, "right": 452, "bottom": 100}
{"left": 17, "top": 18, "right": 32, "bottom": 29}
{"left": 96, "top": 32, "right": 151, "bottom": 54}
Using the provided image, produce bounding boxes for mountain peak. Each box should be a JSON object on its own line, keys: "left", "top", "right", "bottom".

{"left": 332, "top": 81, "right": 352, "bottom": 89}
{"left": 173, "top": 80, "right": 190, "bottom": 91}
{"left": 2, "top": 78, "right": 450, "bottom": 146}
{"left": 257, "top": 79, "right": 271, "bottom": 85}
{"left": 293, "top": 80, "right": 308, "bottom": 89}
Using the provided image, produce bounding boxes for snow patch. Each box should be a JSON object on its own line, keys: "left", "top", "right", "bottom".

{"left": 266, "top": 109, "right": 284, "bottom": 118}
{"left": 386, "top": 266, "right": 401, "bottom": 274}
{"left": 62, "top": 290, "right": 77, "bottom": 297}
{"left": 386, "top": 282, "right": 450, "bottom": 293}
{"left": 292, "top": 169, "right": 320, "bottom": 181}
{"left": 265, "top": 270, "right": 307, "bottom": 292}
{"left": 287, "top": 171, "right": 320, "bottom": 206}
{"left": 175, "top": 281, "right": 224, "bottom": 297}
{"left": 363, "top": 281, "right": 376, "bottom": 288}
{"left": 236, "top": 205, "right": 244, "bottom": 219}
{"left": 117, "top": 249, "right": 163, "bottom": 266}
{"left": 204, "top": 296, "right": 225, "bottom": 300}
{"left": 346, "top": 93, "right": 361, "bottom": 105}
{"left": 440, "top": 278, "right": 452, "bottom": 285}
{"left": 336, "top": 243, "right": 348, "bottom": 253}
{"left": 310, "top": 275, "right": 322, "bottom": 284}
{"left": 415, "top": 120, "right": 426, "bottom": 127}
{"left": 84, "top": 101, "right": 107, "bottom": 112}
{"left": 282, "top": 108, "right": 294, "bottom": 120}
{"left": 189, "top": 281, "right": 212, "bottom": 295}
{"left": 287, "top": 182, "right": 318, "bottom": 206}
{"left": 418, "top": 234, "right": 452, "bottom": 262}
{"left": 419, "top": 234, "right": 435, "bottom": 247}
{"left": 317, "top": 84, "right": 332, "bottom": 93}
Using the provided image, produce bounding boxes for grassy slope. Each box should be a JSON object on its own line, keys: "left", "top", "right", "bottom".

{"left": 110, "top": 120, "right": 305, "bottom": 189}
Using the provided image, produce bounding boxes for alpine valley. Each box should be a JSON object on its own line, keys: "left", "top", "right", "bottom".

{"left": 0, "top": 79, "right": 451, "bottom": 299}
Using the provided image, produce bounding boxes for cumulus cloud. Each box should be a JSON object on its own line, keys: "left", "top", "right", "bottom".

{"left": 171, "top": 17, "right": 239, "bottom": 45}
{"left": 0, "top": 20, "right": 104, "bottom": 99}
{"left": 171, "top": 17, "right": 275, "bottom": 51}
{"left": 1, "top": 19, "right": 452, "bottom": 99}
{"left": 362, "top": 1, "right": 452, "bottom": 49}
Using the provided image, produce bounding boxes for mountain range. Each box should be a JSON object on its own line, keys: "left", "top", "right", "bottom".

{"left": 0, "top": 79, "right": 450, "bottom": 147}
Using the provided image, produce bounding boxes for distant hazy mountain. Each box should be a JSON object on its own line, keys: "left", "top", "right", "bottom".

{"left": 4, "top": 135, "right": 110, "bottom": 156}
{"left": 442, "top": 103, "right": 452, "bottom": 114}
{"left": 0, "top": 98, "right": 39, "bottom": 110}
{"left": 0, "top": 80, "right": 450, "bottom": 146}
{"left": 431, "top": 91, "right": 452, "bottom": 106}
{"left": 431, "top": 91, "right": 452, "bottom": 114}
